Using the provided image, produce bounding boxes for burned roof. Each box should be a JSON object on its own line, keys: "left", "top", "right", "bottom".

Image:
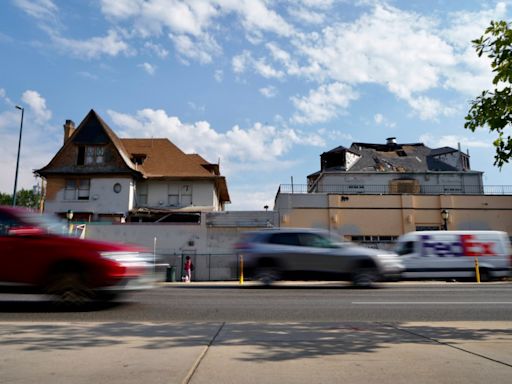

{"left": 311, "top": 138, "right": 474, "bottom": 174}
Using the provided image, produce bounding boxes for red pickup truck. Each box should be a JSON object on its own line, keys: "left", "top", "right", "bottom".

{"left": 0, "top": 206, "right": 159, "bottom": 304}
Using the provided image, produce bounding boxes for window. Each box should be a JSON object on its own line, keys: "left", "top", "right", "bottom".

{"left": 84, "top": 146, "right": 105, "bottom": 165}
{"left": 0, "top": 212, "right": 17, "bottom": 236}
{"left": 137, "top": 183, "right": 148, "bottom": 206}
{"left": 396, "top": 241, "right": 415, "bottom": 256}
{"left": 64, "top": 179, "right": 90, "bottom": 200}
{"left": 268, "top": 233, "right": 300, "bottom": 246}
{"left": 298, "top": 233, "right": 333, "bottom": 248}
{"left": 77, "top": 146, "right": 85, "bottom": 165}
{"left": 131, "top": 154, "right": 147, "bottom": 165}
{"left": 167, "top": 184, "right": 192, "bottom": 207}
{"left": 181, "top": 185, "right": 192, "bottom": 206}
{"left": 168, "top": 185, "right": 179, "bottom": 206}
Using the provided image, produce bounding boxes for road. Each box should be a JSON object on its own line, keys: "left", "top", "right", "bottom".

{"left": 1, "top": 281, "right": 512, "bottom": 322}
{"left": 2, "top": 282, "right": 512, "bottom": 384}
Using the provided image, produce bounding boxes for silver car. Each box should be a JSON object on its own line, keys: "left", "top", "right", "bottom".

{"left": 234, "top": 228, "right": 403, "bottom": 287}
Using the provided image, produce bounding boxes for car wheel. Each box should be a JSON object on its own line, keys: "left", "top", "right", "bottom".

{"left": 352, "top": 268, "right": 378, "bottom": 288}
{"left": 46, "top": 271, "right": 93, "bottom": 305}
{"left": 255, "top": 268, "right": 279, "bottom": 286}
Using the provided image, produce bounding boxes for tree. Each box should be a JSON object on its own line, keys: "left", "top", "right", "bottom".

{"left": 465, "top": 20, "right": 512, "bottom": 168}
{"left": 0, "top": 189, "right": 41, "bottom": 209}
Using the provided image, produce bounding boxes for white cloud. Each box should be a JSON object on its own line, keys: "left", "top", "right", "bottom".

{"left": 287, "top": 6, "right": 326, "bottom": 25}
{"left": 259, "top": 86, "right": 278, "bottom": 98}
{"left": 253, "top": 58, "right": 285, "bottom": 79}
{"left": 0, "top": 89, "right": 60, "bottom": 195}
{"left": 228, "top": 185, "right": 279, "bottom": 211}
{"left": 291, "top": 82, "right": 359, "bottom": 124}
{"left": 144, "top": 41, "right": 169, "bottom": 58}
{"left": 294, "top": 4, "right": 455, "bottom": 98}
{"left": 442, "top": 2, "right": 507, "bottom": 49}
{"left": 50, "top": 29, "right": 132, "bottom": 59}
{"left": 14, "top": 0, "right": 58, "bottom": 20}
{"left": 406, "top": 96, "right": 457, "bottom": 121}
{"left": 441, "top": 2, "right": 507, "bottom": 96}
{"left": 107, "top": 108, "right": 324, "bottom": 175}
{"left": 232, "top": 51, "right": 251, "bottom": 74}
{"left": 99, "top": 0, "right": 293, "bottom": 64}
{"left": 139, "top": 62, "right": 156, "bottom": 75}
{"left": 21, "top": 90, "right": 52, "bottom": 124}
{"left": 420, "top": 133, "right": 492, "bottom": 149}
{"left": 214, "top": 69, "right": 223, "bottom": 82}
{"left": 170, "top": 33, "right": 220, "bottom": 64}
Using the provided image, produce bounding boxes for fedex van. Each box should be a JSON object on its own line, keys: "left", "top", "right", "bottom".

{"left": 395, "top": 231, "right": 512, "bottom": 281}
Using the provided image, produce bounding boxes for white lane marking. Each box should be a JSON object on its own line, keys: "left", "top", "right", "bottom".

{"left": 352, "top": 302, "right": 512, "bottom": 305}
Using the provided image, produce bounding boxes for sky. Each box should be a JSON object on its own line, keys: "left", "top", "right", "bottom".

{"left": 1, "top": 0, "right": 511, "bottom": 210}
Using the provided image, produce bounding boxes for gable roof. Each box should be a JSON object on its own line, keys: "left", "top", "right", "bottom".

{"left": 35, "top": 109, "right": 139, "bottom": 176}
{"left": 35, "top": 109, "right": 230, "bottom": 203}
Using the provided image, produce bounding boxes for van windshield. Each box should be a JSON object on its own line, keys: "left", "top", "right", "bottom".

{"left": 395, "top": 240, "right": 415, "bottom": 256}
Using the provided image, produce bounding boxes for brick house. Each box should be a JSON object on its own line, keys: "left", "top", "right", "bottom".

{"left": 35, "top": 109, "right": 230, "bottom": 222}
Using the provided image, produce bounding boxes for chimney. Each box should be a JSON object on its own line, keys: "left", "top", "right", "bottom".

{"left": 386, "top": 137, "right": 397, "bottom": 146}
{"left": 63, "top": 120, "right": 75, "bottom": 143}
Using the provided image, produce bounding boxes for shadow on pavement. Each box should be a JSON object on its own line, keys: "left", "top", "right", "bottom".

{"left": 0, "top": 321, "right": 511, "bottom": 363}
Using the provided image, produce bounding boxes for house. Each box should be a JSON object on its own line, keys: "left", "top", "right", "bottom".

{"left": 35, "top": 109, "right": 230, "bottom": 222}
{"left": 307, "top": 137, "right": 483, "bottom": 194}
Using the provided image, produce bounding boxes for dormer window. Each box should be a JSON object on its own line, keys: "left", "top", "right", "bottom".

{"left": 77, "top": 145, "right": 104, "bottom": 165}
{"left": 131, "top": 154, "right": 147, "bottom": 165}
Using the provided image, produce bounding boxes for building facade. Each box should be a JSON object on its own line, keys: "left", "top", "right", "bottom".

{"left": 276, "top": 138, "right": 511, "bottom": 248}
{"left": 35, "top": 110, "right": 230, "bottom": 222}
{"left": 307, "top": 137, "right": 483, "bottom": 195}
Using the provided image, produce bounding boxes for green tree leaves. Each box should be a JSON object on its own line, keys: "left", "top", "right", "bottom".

{"left": 465, "top": 20, "right": 512, "bottom": 168}
{"left": 0, "top": 189, "right": 41, "bottom": 209}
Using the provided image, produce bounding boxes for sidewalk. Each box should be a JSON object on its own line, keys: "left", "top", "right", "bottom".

{"left": 1, "top": 321, "right": 511, "bottom": 383}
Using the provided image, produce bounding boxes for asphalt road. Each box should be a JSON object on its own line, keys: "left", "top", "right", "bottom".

{"left": 1, "top": 281, "right": 512, "bottom": 322}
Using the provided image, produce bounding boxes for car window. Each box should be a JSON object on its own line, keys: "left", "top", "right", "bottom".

{"left": 298, "top": 233, "right": 333, "bottom": 248}
{"left": 0, "top": 211, "right": 19, "bottom": 236}
{"left": 396, "top": 241, "right": 415, "bottom": 255}
{"left": 268, "top": 233, "right": 300, "bottom": 246}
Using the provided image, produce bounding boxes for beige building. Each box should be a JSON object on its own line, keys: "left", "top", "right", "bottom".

{"left": 275, "top": 138, "right": 512, "bottom": 247}
{"left": 275, "top": 193, "right": 512, "bottom": 240}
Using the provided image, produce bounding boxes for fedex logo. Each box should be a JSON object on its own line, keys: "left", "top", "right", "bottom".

{"left": 419, "top": 234, "right": 496, "bottom": 257}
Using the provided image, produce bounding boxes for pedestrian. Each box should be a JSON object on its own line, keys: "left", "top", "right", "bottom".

{"left": 184, "top": 256, "right": 194, "bottom": 282}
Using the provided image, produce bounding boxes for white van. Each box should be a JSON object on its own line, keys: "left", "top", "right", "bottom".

{"left": 395, "top": 231, "right": 512, "bottom": 281}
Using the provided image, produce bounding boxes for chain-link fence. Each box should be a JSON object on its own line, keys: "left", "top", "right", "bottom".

{"left": 156, "top": 251, "right": 240, "bottom": 281}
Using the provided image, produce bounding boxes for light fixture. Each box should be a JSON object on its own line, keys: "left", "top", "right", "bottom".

{"left": 441, "top": 209, "right": 449, "bottom": 230}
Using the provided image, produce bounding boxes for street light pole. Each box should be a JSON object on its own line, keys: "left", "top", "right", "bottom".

{"left": 12, "top": 105, "right": 24, "bottom": 206}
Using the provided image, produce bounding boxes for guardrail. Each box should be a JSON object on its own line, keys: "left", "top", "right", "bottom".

{"left": 278, "top": 184, "right": 512, "bottom": 195}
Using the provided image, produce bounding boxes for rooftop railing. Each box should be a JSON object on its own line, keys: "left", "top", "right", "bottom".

{"left": 278, "top": 184, "right": 512, "bottom": 195}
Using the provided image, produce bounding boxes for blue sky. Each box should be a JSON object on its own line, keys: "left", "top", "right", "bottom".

{"left": 1, "top": 0, "right": 511, "bottom": 210}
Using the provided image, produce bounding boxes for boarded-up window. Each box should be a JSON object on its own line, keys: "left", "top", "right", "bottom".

{"left": 389, "top": 179, "right": 420, "bottom": 194}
